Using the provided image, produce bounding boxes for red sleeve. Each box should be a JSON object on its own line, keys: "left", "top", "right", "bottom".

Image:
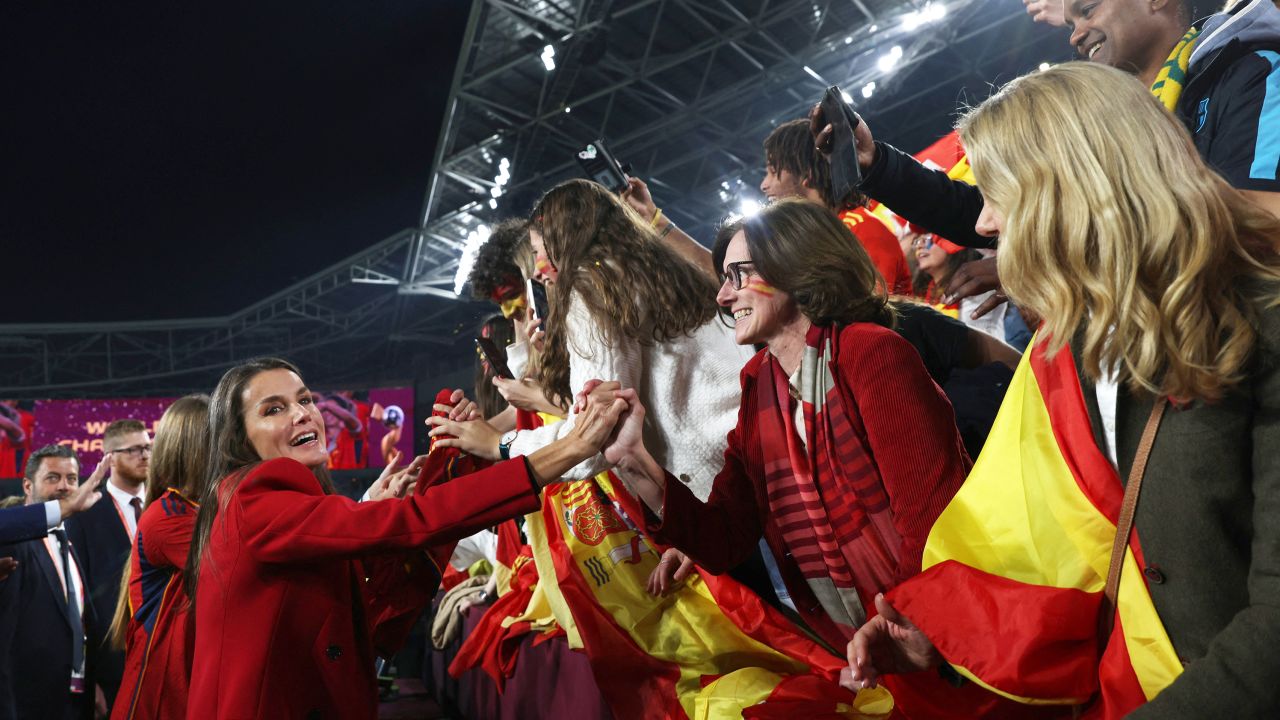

{"left": 840, "top": 326, "right": 970, "bottom": 580}
{"left": 233, "top": 457, "right": 540, "bottom": 565}
{"left": 137, "top": 505, "right": 197, "bottom": 570}
{"left": 644, "top": 421, "right": 765, "bottom": 574}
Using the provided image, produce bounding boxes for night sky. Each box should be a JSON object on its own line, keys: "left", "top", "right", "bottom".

{"left": 1, "top": 1, "right": 470, "bottom": 323}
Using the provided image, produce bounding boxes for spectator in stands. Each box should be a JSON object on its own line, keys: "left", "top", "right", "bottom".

{"left": 108, "top": 395, "right": 209, "bottom": 720}
{"left": 816, "top": 0, "right": 1280, "bottom": 317}
{"left": 67, "top": 419, "right": 151, "bottom": 712}
{"left": 0, "top": 445, "right": 100, "bottom": 720}
{"left": 847, "top": 61, "right": 1280, "bottom": 719}
{"left": 599, "top": 198, "right": 973, "bottom": 716}
{"left": 185, "top": 356, "right": 629, "bottom": 719}
{"left": 911, "top": 226, "right": 1031, "bottom": 350}
{"left": 760, "top": 118, "right": 912, "bottom": 295}
{"left": 430, "top": 179, "right": 753, "bottom": 501}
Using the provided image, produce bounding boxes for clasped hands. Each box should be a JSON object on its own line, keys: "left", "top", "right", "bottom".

{"left": 426, "top": 381, "right": 645, "bottom": 464}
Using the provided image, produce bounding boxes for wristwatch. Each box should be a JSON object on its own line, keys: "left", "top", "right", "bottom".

{"left": 498, "top": 430, "right": 519, "bottom": 460}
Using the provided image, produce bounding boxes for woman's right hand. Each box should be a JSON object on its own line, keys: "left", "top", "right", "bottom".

{"left": 493, "top": 376, "right": 555, "bottom": 413}
{"left": 566, "top": 390, "right": 630, "bottom": 454}
{"left": 845, "top": 593, "right": 942, "bottom": 690}
{"left": 646, "top": 548, "right": 695, "bottom": 596}
{"left": 601, "top": 388, "right": 648, "bottom": 466}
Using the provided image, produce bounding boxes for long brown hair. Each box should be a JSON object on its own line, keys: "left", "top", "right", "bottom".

{"left": 530, "top": 179, "right": 719, "bottom": 400}
{"left": 960, "top": 62, "right": 1280, "bottom": 401}
{"left": 713, "top": 198, "right": 894, "bottom": 329}
{"left": 184, "top": 358, "right": 333, "bottom": 601}
{"left": 108, "top": 394, "right": 210, "bottom": 649}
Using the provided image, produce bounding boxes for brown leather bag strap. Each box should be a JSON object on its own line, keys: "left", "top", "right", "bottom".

{"left": 1099, "top": 397, "right": 1168, "bottom": 638}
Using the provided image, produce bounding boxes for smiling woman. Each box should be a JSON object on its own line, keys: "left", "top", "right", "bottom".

{"left": 182, "top": 356, "right": 629, "bottom": 719}
{"left": 602, "top": 198, "right": 978, "bottom": 717}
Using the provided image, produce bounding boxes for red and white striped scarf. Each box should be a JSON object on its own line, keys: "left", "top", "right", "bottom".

{"left": 757, "top": 323, "right": 905, "bottom": 634}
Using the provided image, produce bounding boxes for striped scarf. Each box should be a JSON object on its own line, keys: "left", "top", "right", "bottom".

{"left": 1150, "top": 27, "right": 1201, "bottom": 111}
{"left": 756, "top": 323, "right": 905, "bottom": 635}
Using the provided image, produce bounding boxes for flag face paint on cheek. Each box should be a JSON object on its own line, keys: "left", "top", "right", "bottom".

{"left": 742, "top": 276, "right": 779, "bottom": 296}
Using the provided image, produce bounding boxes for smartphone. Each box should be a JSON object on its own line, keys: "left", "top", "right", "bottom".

{"left": 475, "top": 337, "right": 514, "bottom": 379}
{"left": 820, "top": 85, "right": 863, "bottom": 198}
{"left": 576, "top": 140, "right": 629, "bottom": 193}
{"left": 526, "top": 278, "right": 550, "bottom": 323}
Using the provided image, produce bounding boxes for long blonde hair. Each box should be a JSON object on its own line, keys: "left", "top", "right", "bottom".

{"left": 108, "top": 394, "right": 210, "bottom": 650}
{"left": 960, "top": 62, "right": 1280, "bottom": 402}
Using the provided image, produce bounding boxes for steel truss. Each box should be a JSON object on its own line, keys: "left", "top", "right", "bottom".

{"left": 0, "top": 0, "right": 1062, "bottom": 397}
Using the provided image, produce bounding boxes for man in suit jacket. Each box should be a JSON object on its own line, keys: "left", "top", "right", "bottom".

{"left": 66, "top": 420, "right": 149, "bottom": 712}
{"left": 0, "top": 471, "right": 106, "bottom": 546}
{"left": 0, "top": 445, "right": 96, "bottom": 720}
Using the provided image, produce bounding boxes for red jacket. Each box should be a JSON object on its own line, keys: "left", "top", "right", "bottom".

{"left": 113, "top": 489, "right": 198, "bottom": 720}
{"left": 647, "top": 322, "right": 969, "bottom": 650}
{"left": 187, "top": 456, "right": 540, "bottom": 719}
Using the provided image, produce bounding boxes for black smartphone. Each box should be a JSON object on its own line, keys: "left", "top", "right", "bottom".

{"left": 576, "top": 140, "right": 629, "bottom": 193}
{"left": 475, "top": 337, "right": 514, "bottom": 379}
{"left": 820, "top": 85, "right": 863, "bottom": 200}
{"left": 526, "top": 278, "right": 550, "bottom": 323}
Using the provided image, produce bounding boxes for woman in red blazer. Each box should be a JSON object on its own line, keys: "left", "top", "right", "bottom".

{"left": 109, "top": 394, "right": 209, "bottom": 720}
{"left": 185, "top": 357, "right": 626, "bottom": 720}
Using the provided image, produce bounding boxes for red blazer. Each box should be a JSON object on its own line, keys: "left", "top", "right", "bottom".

{"left": 187, "top": 456, "right": 540, "bottom": 719}
{"left": 648, "top": 322, "right": 970, "bottom": 649}
{"left": 113, "top": 489, "right": 198, "bottom": 720}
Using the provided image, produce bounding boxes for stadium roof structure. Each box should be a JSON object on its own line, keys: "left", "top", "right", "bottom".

{"left": 0, "top": 0, "right": 1062, "bottom": 397}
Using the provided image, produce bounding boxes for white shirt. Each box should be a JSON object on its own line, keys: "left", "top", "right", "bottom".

{"left": 508, "top": 291, "right": 754, "bottom": 500}
{"left": 43, "top": 527, "right": 86, "bottom": 610}
{"left": 106, "top": 480, "right": 146, "bottom": 540}
{"left": 1095, "top": 365, "right": 1121, "bottom": 470}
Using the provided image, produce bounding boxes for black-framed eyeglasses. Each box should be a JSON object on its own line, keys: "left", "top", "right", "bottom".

{"left": 719, "top": 261, "right": 757, "bottom": 291}
{"left": 112, "top": 444, "right": 152, "bottom": 458}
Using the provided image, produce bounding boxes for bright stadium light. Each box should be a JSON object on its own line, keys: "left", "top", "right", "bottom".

{"left": 739, "top": 198, "right": 761, "bottom": 217}
{"left": 541, "top": 44, "right": 556, "bottom": 71}
{"left": 862, "top": 81, "right": 876, "bottom": 99}
{"left": 877, "top": 45, "right": 903, "bottom": 72}
{"left": 903, "top": 2, "right": 947, "bottom": 31}
{"left": 454, "top": 224, "right": 492, "bottom": 295}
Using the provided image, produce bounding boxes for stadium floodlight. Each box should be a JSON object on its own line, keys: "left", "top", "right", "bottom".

{"left": 877, "top": 45, "right": 903, "bottom": 72}
{"left": 453, "top": 224, "right": 492, "bottom": 295}
{"left": 541, "top": 45, "right": 556, "bottom": 71}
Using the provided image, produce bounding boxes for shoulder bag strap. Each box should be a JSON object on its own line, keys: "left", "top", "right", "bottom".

{"left": 1099, "top": 396, "right": 1168, "bottom": 639}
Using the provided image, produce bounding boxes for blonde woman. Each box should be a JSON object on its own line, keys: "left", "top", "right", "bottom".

{"left": 847, "top": 63, "right": 1280, "bottom": 718}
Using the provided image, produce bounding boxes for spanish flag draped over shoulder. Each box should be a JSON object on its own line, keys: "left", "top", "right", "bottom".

{"left": 523, "top": 417, "right": 893, "bottom": 719}
{"left": 886, "top": 339, "right": 1183, "bottom": 718}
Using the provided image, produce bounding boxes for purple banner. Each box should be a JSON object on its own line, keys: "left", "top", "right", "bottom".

{"left": 32, "top": 397, "right": 175, "bottom": 469}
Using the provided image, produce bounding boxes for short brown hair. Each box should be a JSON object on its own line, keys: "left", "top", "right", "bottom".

{"left": 103, "top": 419, "right": 147, "bottom": 449}
{"left": 714, "top": 198, "right": 893, "bottom": 328}
{"left": 763, "top": 119, "right": 867, "bottom": 211}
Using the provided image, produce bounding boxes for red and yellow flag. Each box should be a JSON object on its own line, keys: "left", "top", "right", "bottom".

{"left": 888, "top": 339, "right": 1182, "bottom": 718}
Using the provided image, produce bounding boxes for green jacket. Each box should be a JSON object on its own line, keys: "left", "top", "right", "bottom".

{"left": 1075, "top": 303, "right": 1280, "bottom": 719}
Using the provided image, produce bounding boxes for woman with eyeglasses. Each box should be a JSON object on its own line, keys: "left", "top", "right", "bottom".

{"left": 910, "top": 225, "right": 1030, "bottom": 350}
{"left": 597, "top": 197, "right": 986, "bottom": 717}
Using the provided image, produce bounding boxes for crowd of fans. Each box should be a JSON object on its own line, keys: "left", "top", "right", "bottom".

{"left": 2, "top": 1, "right": 1279, "bottom": 718}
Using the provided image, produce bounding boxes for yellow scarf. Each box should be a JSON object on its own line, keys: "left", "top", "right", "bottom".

{"left": 1150, "top": 27, "right": 1201, "bottom": 111}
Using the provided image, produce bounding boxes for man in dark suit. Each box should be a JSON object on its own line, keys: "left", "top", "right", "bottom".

{"left": 66, "top": 420, "right": 149, "bottom": 713}
{"left": 0, "top": 445, "right": 96, "bottom": 720}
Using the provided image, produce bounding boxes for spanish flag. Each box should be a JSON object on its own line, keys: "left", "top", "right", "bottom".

{"left": 527, "top": 470, "right": 894, "bottom": 720}
{"left": 887, "top": 339, "right": 1183, "bottom": 718}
